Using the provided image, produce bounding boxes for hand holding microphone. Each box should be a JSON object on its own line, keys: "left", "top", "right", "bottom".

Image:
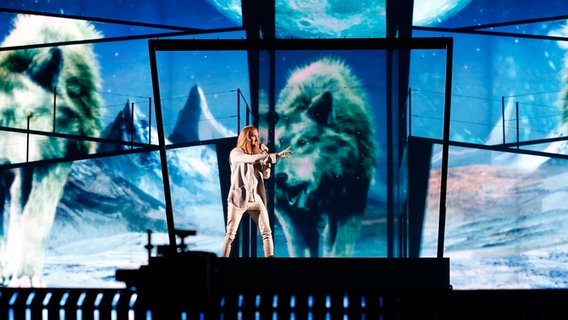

{"left": 260, "top": 143, "right": 269, "bottom": 154}
{"left": 259, "top": 143, "right": 270, "bottom": 166}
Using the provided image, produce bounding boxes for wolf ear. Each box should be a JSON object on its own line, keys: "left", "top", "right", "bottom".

{"left": 28, "top": 47, "right": 63, "bottom": 90}
{"left": 307, "top": 91, "right": 334, "bottom": 126}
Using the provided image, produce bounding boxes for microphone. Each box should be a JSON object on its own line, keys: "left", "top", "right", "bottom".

{"left": 260, "top": 143, "right": 269, "bottom": 154}
{"left": 260, "top": 143, "right": 270, "bottom": 166}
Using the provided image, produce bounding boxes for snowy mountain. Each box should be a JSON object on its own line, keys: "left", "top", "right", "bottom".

{"left": 44, "top": 86, "right": 227, "bottom": 287}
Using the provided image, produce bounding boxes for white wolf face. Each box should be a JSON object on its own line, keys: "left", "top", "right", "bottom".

{"left": 0, "top": 15, "right": 102, "bottom": 287}
{"left": 0, "top": 14, "right": 102, "bottom": 162}
{"left": 274, "top": 57, "right": 376, "bottom": 257}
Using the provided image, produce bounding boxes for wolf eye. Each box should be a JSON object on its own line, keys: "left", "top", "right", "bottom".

{"left": 297, "top": 139, "right": 307, "bottom": 147}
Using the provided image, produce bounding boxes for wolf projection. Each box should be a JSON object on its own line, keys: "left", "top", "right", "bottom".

{"left": 0, "top": 16, "right": 377, "bottom": 285}
{"left": 0, "top": 15, "right": 102, "bottom": 286}
{"left": 273, "top": 57, "right": 376, "bottom": 257}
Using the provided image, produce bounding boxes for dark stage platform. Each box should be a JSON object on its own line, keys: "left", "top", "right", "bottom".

{"left": 1, "top": 253, "right": 567, "bottom": 319}
{"left": 215, "top": 256, "right": 451, "bottom": 291}
{"left": 113, "top": 252, "right": 450, "bottom": 316}
{"left": 115, "top": 251, "right": 450, "bottom": 292}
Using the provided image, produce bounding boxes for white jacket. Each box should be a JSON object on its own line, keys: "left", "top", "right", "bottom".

{"left": 227, "top": 147, "right": 278, "bottom": 209}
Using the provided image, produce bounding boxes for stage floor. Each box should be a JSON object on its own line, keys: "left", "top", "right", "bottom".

{"left": 215, "top": 256, "right": 451, "bottom": 291}
{"left": 3, "top": 257, "right": 567, "bottom": 318}
{"left": 116, "top": 252, "right": 451, "bottom": 292}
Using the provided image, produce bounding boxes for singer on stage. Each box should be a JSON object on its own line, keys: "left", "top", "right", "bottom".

{"left": 221, "top": 125, "right": 292, "bottom": 258}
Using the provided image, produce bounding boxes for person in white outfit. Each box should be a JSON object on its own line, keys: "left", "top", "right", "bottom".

{"left": 221, "top": 125, "right": 292, "bottom": 258}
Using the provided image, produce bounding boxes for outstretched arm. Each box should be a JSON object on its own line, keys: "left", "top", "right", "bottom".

{"left": 230, "top": 147, "right": 270, "bottom": 164}
{"left": 230, "top": 146, "right": 292, "bottom": 167}
{"left": 259, "top": 146, "right": 292, "bottom": 179}
{"left": 276, "top": 146, "right": 293, "bottom": 158}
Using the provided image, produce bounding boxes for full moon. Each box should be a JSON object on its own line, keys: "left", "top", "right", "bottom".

{"left": 207, "top": 0, "right": 472, "bottom": 38}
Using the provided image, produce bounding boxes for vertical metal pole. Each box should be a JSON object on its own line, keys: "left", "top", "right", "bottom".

{"left": 237, "top": 88, "right": 241, "bottom": 131}
{"left": 246, "top": 106, "right": 250, "bottom": 126}
{"left": 437, "top": 39, "right": 453, "bottom": 259}
{"left": 267, "top": 49, "right": 276, "bottom": 258}
{"left": 26, "top": 115, "right": 30, "bottom": 162}
{"left": 386, "top": 49, "right": 395, "bottom": 258}
{"left": 145, "top": 229, "right": 153, "bottom": 263}
{"left": 131, "top": 102, "right": 135, "bottom": 149}
{"left": 516, "top": 101, "right": 520, "bottom": 149}
{"left": 148, "top": 97, "right": 152, "bottom": 145}
{"left": 148, "top": 41, "right": 176, "bottom": 250}
{"left": 501, "top": 96, "right": 505, "bottom": 144}
{"left": 408, "top": 87, "right": 412, "bottom": 137}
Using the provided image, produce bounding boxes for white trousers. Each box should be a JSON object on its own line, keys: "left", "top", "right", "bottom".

{"left": 222, "top": 200, "right": 274, "bottom": 257}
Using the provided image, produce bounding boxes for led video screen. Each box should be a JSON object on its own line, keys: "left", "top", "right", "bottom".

{"left": 148, "top": 40, "right": 398, "bottom": 261}
{"left": 411, "top": 8, "right": 568, "bottom": 289}
{"left": 0, "top": 8, "right": 245, "bottom": 287}
{"left": 261, "top": 49, "right": 388, "bottom": 258}
{"left": 0, "top": 10, "right": 393, "bottom": 287}
{"left": 7, "top": 0, "right": 567, "bottom": 292}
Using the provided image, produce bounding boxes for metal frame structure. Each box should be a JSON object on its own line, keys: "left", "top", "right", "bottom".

{"left": 147, "top": 37, "right": 454, "bottom": 258}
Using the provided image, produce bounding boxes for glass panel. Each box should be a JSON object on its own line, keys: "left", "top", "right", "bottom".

{"left": 408, "top": 48, "right": 449, "bottom": 140}
{"left": 411, "top": 30, "right": 565, "bottom": 149}
{"left": 422, "top": 144, "right": 568, "bottom": 289}
{"left": 168, "top": 146, "right": 225, "bottom": 251}
{"left": 0, "top": 0, "right": 239, "bottom": 31}
{"left": 155, "top": 50, "right": 250, "bottom": 142}
{"left": 45, "top": 155, "right": 166, "bottom": 288}
{"left": 413, "top": 19, "right": 568, "bottom": 289}
{"left": 0, "top": 12, "right": 246, "bottom": 288}
{"left": 40, "top": 145, "right": 225, "bottom": 287}
{"left": 413, "top": 0, "right": 567, "bottom": 32}
{"left": 260, "top": 49, "right": 387, "bottom": 257}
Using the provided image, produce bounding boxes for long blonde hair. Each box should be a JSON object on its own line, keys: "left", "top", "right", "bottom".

{"left": 236, "top": 125, "right": 261, "bottom": 155}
